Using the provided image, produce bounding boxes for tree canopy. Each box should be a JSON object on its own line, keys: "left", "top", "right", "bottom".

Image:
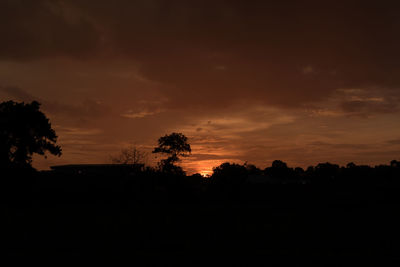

{"left": 152, "top": 132, "right": 191, "bottom": 164}
{"left": 211, "top": 162, "right": 248, "bottom": 186}
{"left": 0, "top": 100, "right": 61, "bottom": 169}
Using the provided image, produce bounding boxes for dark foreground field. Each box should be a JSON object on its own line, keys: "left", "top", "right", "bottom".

{"left": 3, "top": 172, "right": 400, "bottom": 266}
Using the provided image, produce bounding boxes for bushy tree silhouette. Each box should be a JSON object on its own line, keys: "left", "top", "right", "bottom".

{"left": 152, "top": 132, "right": 191, "bottom": 174}
{"left": 0, "top": 100, "right": 61, "bottom": 169}
{"left": 271, "top": 160, "right": 288, "bottom": 169}
{"left": 264, "top": 160, "right": 294, "bottom": 180}
{"left": 211, "top": 162, "right": 248, "bottom": 185}
{"left": 245, "top": 162, "right": 262, "bottom": 175}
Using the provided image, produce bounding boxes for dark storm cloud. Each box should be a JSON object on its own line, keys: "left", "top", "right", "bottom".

{"left": 2, "top": 0, "right": 400, "bottom": 109}
{"left": 0, "top": 0, "right": 100, "bottom": 60}
{"left": 74, "top": 0, "right": 400, "bottom": 108}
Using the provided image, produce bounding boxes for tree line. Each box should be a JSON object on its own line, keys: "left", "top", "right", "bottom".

{"left": 1, "top": 100, "right": 399, "bottom": 186}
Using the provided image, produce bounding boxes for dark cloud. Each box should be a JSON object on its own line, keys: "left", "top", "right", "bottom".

{"left": 0, "top": 0, "right": 100, "bottom": 60}
{"left": 83, "top": 0, "right": 400, "bottom": 108}
{"left": 2, "top": 1, "right": 400, "bottom": 108}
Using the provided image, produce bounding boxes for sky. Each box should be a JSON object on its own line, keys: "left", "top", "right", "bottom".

{"left": 1, "top": 0, "right": 400, "bottom": 175}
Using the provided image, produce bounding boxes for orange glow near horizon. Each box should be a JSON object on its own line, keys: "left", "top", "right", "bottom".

{"left": 200, "top": 170, "right": 212, "bottom": 177}
{"left": 184, "top": 159, "right": 238, "bottom": 177}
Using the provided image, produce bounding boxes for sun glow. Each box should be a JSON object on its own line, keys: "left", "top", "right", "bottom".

{"left": 185, "top": 159, "right": 229, "bottom": 177}
{"left": 200, "top": 170, "right": 212, "bottom": 177}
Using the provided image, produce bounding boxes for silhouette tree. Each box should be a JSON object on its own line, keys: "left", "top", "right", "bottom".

{"left": 110, "top": 146, "right": 147, "bottom": 165}
{"left": 271, "top": 160, "right": 288, "bottom": 169}
{"left": 0, "top": 100, "right": 61, "bottom": 169}
{"left": 244, "top": 162, "right": 262, "bottom": 175}
{"left": 152, "top": 132, "right": 191, "bottom": 174}
{"left": 211, "top": 162, "right": 248, "bottom": 185}
{"left": 264, "top": 160, "right": 294, "bottom": 180}
{"left": 346, "top": 162, "right": 357, "bottom": 169}
{"left": 314, "top": 162, "right": 340, "bottom": 183}
{"left": 153, "top": 133, "right": 191, "bottom": 163}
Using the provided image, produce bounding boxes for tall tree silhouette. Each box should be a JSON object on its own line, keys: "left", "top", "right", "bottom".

{"left": 0, "top": 101, "right": 61, "bottom": 169}
{"left": 152, "top": 132, "right": 191, "bottom": 173}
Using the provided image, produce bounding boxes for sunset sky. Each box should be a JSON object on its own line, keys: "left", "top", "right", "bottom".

{"left": 1, "top": 0, "right": 400, "bottom": 174}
